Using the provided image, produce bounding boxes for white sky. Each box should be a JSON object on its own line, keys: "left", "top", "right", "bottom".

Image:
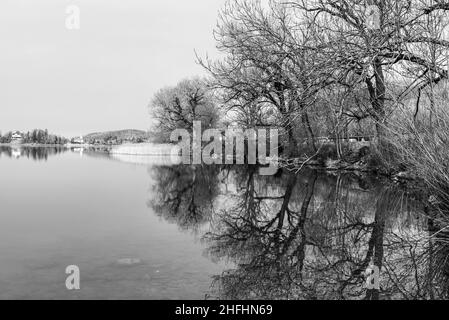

{"left": 0, "top": 0, "right": 227, "bottom": 137}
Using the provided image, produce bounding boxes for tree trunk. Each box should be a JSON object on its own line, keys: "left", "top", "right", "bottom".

{"left": 301, "top": 110, "right": 317, "bottom": 153}
{"left": 373, "top": 57, "right": 386, "bottom": 146}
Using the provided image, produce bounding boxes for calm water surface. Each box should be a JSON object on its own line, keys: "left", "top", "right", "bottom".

{"left": 0, "top": 146, "right": 447, "bottom": 300}
{"left": 0, "top": 146, "right": 225, "bottom": 299}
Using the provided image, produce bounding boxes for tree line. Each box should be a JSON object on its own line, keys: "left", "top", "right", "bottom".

{"left": 148, "top": 0, "right": 449, "bottom": 200}
{"left": 150, "top": 0, "right": 448, "bottom": 153}
{"left": 0, "top": 129, "right": 68, "bottom": 145}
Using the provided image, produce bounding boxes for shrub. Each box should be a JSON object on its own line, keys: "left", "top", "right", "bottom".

{"left": 386, "top": 100, "right": 449, "bottom": 205}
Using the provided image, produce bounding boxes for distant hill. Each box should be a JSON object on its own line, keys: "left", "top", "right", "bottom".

{"left": 83, "top": 129, "right": 149, "bottom": 145}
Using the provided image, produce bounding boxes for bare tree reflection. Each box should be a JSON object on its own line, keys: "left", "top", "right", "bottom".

{"left": 148, "top": 165, "right": 220, "bottom": 232}
{"left": 204, "top": 169, "right": 318, "bottom": 299}
{"left": 205, "top": 169, "right": 449, "bottom": 300}
{"left": 0, "top": 146, "right": 67, "bottom": 161}
{"left": 147, "top": 162, "right": 449, "bottom": 300}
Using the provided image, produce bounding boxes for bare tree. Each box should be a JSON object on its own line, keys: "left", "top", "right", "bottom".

{"left": 199, "top": 0, "right": 335, "bottom": 156}
{"left": 289, "top": 0, "right": 449, "bottom": 145}
{"left": 149, "top": 78, "right": 220, "bottom": 142}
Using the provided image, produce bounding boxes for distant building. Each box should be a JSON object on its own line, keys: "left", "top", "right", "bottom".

{"left": 11, "top": 132, "right": 23, "bottom": 144}
{"left": 73, "top": 136, "right": 84, "bottom": 144}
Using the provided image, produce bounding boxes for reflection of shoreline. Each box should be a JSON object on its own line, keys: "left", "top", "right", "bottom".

{"left": 110, "top": 153, "right": 181, "bottom": 166}
{"left": 0, "top": 143, "right": 67, "bottom": 147}
{"left": 109, "top": 143, "right": 181, "bottom": 166}
{"left": 12, "top": 148, "right": 21, "bottom": 158}
{"left": 110, "top": 143, "right": 176, "bottom": 155}
{"left": 146, "top": 164, "right": 441, "bottom": 300}
{"left": 0, "top": 145, "right": 68, "bottom": 161}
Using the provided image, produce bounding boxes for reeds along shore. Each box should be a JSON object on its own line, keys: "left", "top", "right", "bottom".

{"left": 110, "top": 143, "right": 176, "bottom": 156}
{"left": 109, "top": 143, "right": 182, "bottom": 166}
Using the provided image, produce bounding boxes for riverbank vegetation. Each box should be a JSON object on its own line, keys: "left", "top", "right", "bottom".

{"left": 149, "top": 78, "right": 220, "bottom": 143}
{"left": 148, "top": 0, "right": 449, "bottom": 195}
{"left": 0, "top": 129, "right": 68, "bottom": 145}
{"left": 83, "top": 129, "right": 149, "bottom": 145}
{"left": 148, "top": 164, "right": 449, "bottom": 299}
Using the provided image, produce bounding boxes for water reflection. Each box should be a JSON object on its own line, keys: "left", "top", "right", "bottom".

{"left": 2, "top": 147, "right": 447, "bottom": 299}
{"left": 149, "top": 165, "right": 220, "bottom": 232}
{"left": 0, "top": 146, "right": 68, "bottom": 161}
{"left": 150, "top": 165, "right": 449, "bottom": 300}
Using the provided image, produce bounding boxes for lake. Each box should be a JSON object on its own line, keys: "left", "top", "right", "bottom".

{"left": 0, "top": 146, "right": 447, "bottom": 300}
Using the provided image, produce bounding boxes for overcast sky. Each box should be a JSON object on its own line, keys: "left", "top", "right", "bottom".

{"left": 0, "top": 0, "right": 227, "bottom": 137}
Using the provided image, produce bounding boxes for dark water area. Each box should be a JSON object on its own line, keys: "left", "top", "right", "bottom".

{"left": 0, "top": 146, "right": 447, "bottom": 300}
{"left": 0, "top": 145, "right": 68, "bottom": 161}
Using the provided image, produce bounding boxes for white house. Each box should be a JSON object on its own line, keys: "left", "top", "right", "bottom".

{"left": 73, "top": 136, "right": 84, "bottom": 144}
{"left": 11, "top": 132, "right": 23, "bottom": 143}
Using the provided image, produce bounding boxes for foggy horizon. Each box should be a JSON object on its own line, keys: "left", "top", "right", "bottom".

{"left": 0, "top": 0, "right": 226, "bottom": 138}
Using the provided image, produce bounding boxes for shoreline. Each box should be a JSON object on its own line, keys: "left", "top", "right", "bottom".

{"left": 0, "top": 143, "right": 67, "bottom": 147}
{"left": 0, "top": 142, "right": 113, "bottom": 148}
{"left": 0, "top": 142, "right": 419, "bottom": 183}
